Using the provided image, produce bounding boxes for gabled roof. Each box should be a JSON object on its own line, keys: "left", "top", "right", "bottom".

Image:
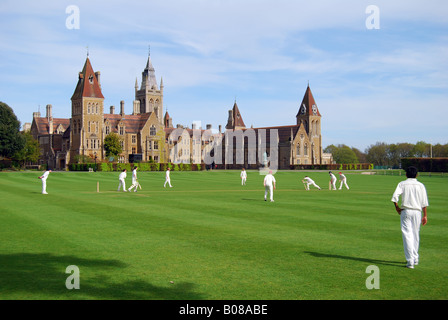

{"left": 32, "top": 117, "right": 70, "bottom": 135}
{"left": 104, "top": 113, "right": 151, "bottom": 134}
{"left": 71, "top": 57, "right": 104, "bottom": 100}
{"left": 296, "top": 85, "right": 321, "bottom": 117}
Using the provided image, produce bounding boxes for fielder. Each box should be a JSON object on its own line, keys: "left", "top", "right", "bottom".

{"left": 338, "top": 172, "right": 350, "bottom": 190}
{"left": 302, "top": 176, "right": 321, "bottom": 190}
{"left": 329, "top": 171, "right": 337, "bottom": 190}
{"left": 117, "top": 169, "right": 127, "bottom": 192}
{"left": 240, "top": 168, "right": 247, "bottom": 185}
{"left": 38, "top": 169, "right": 51, "bottom": 194}
{"left": 391, "top": 166, "right": 429, "bottom": 269}
{"left": 128, "top": 166, "right": 139, "bottom": 192}
{"left": 263, "top": 170, "right": 276, "bottom": 202}
{"left": 164, "top": 167, "right": 172, "bottom": 188}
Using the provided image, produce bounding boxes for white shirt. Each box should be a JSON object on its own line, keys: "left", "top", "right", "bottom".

{"left": 166, "top": 170, "right": 170, "bottom": 179}
{"left": 303, "top": 177, "right": 314, "bottom": 183}
{"left": 339, "top": 174, "right": 346, "bottom": 180}
{"left": 241, "top": 171, "right": 247, "bottom": 178}
{"left": 119, "top": 172, "right": 127, "bottom": 180}
{"left": 264, "top": 174, "right": 276, "bottom": 187}
{"left": 330, "top": 173, "right": 336, "bottom": 181}
{"left": 41, "top": 171, "right": 50, "bottom": 180}
{"left": 132, "top": 169, "right": 137, "bottom": 181}
{"left": 391, "top": 178, "right": 429, "bottom": 211}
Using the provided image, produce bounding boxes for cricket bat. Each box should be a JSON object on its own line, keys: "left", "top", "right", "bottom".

{"left": 329, "top": 180, "right": 331, "bottom": 190}
{"left": 137, "top": 181, "right": 142, "bottom": 190}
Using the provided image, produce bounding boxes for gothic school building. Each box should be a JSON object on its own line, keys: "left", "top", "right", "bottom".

{"left": 30, "top": 55, "right": 332, "bottom": 170}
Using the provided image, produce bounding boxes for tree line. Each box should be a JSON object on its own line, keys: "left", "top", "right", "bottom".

{"left": 324, "top": 142, "right": 448, "bottom": 168}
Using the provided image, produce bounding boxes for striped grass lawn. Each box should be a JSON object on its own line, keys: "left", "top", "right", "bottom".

{"left": 0, "top": 170, "right": 447, "bottom": 300}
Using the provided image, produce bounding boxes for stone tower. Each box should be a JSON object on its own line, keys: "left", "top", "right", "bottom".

{"left": 296, "top": 85, "right": 322, "bottom": 164}
{"left": 134, "top": 53, "right": 164, "bottom": 124}
{"left": 69, "top": 57, "right": 105, "bottom": 163}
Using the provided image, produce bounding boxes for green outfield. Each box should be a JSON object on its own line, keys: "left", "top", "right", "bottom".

{"left": 0, "top": 170, "right": 447, "bottom": 300}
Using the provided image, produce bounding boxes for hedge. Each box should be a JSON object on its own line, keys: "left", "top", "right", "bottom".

{"left": 401, "top": 158, "right": 448, "bottom": 173}
{"left": 289, "top": 163, "right": 374, "bottom": 170}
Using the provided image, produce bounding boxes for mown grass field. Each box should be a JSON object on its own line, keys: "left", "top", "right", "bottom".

{"left": 0, "top": 170, "right": 447, "bottom": 300}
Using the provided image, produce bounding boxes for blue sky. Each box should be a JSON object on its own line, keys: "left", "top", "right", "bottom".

{"left": 1, "top": 0, "right": 447, "bottom": 151}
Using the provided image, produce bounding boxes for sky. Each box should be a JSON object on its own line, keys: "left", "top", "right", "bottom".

{"left": 0, "top": 0, "right": 447, "bottom": 152}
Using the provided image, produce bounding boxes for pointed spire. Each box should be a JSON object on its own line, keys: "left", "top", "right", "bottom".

{"left": 71, "top": 57, "right": 104, "bottom": 100}
{"left": 296, "top": 84, "right": 319, "bottom": 118}
{"left": 226, "top": 101, "right": 246, "bottom": 129}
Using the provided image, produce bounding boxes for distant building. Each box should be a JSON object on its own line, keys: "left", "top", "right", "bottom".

{"left": 31, "top": 53, "right": 331, "bottom": 169}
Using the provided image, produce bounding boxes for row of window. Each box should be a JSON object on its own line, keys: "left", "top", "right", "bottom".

{"left": 72, "top": 103, "right": 101, "bottom": 116}
{"left": 75, "top": 122, "right": 157, "bottom": 137}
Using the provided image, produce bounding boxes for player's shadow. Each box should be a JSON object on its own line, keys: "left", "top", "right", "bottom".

{"left": 304, "top": 251, "right": 404, "bottom": 267}
{"left": 0, "top": 253, "right": 204, "bottom": 299}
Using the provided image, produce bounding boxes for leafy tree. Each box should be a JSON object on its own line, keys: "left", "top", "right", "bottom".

{"left": 352, "top": 147, "right": 367, "bottom": 163}
{"left": 365, "top": 142, "right": 389, "bottom": 166}
{"left": 412, "top": 141, "right": 430, "bottom": 157}
{"left": 0, "top": 101, "right": 25, "bottom": 158}
{"left": 432, "top": 143, "right": 448, "bottom": 157}
{"left": 324, "top": 144, "right": 359, "bottom": 164}
{"left": 104, "top": 132, "right": 122, "bottom": 157}
{"left": 13, "top": 131, "right": 41, "bottom": 167}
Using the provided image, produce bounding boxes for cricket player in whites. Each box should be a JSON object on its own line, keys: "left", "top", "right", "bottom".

{"left": 164, "top": 167, "right": 172, "bottom": 188}
{"left": 117, "top": 169, "right": 127, "bottom": 192}
{"left": 38, "top": 169, "right": 51, "bottom": 194}
{"left": 240, "top": 168, "right": 247, "bottom": 185}
{"left": 391, "top": 166, "right": 429, "bottom": 269}
{"left": 329, "top": 171, "right": 337, "bottom": 190}
{"left": 128, "top": 166, "right": 139, "bottom": 192}
{"left": 263, "top": 170, "right": 276, "bottom": 202}
{"left": 302, "top": 176, "right": 321, "bottom": 190}
{"left": 338, "top": 172, "right": 350, "bottom": 190}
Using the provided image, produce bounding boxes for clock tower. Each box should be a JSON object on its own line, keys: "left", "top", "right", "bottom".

{"left": 296, "top": 85, "right": 322, "bottom": 164}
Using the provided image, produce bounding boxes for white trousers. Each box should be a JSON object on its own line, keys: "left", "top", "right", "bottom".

{"left": 306, "top": 182, "right": 320, "bottom": 190}
{"left": 164, "top": 178, "right": 172, "bottom": 187}
{"left": 331, "top": 179, "right": 336, "bottom": 190}
{"left": 41, "top": 179, "right": 47, "bottom": 194}
{"left": 401, "top": 209, "right": 422, "bottom": 265}
{"left": 339, "top": 180, "right": 349, "bottom": 190}
{"left": 264, "top": 185, "right": 274, "bottom": 201}
{"left": 129, "top": 179, "right": 138, "bottom": 191}
{"left": 241, "top": 177, "right": 246, "bottom": 185}
{"left": 118, "top": 178, "right": 126, "bottom": 191}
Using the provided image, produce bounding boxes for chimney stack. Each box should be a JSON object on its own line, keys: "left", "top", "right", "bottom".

{"left": 110, "top": 106, "right": 115, "bottom": 114}
{"left": 120, "top": 100, "right": 125, "bottom": 116}
{"left": 46, "top": 104, "right": 52, "bottom": 119}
